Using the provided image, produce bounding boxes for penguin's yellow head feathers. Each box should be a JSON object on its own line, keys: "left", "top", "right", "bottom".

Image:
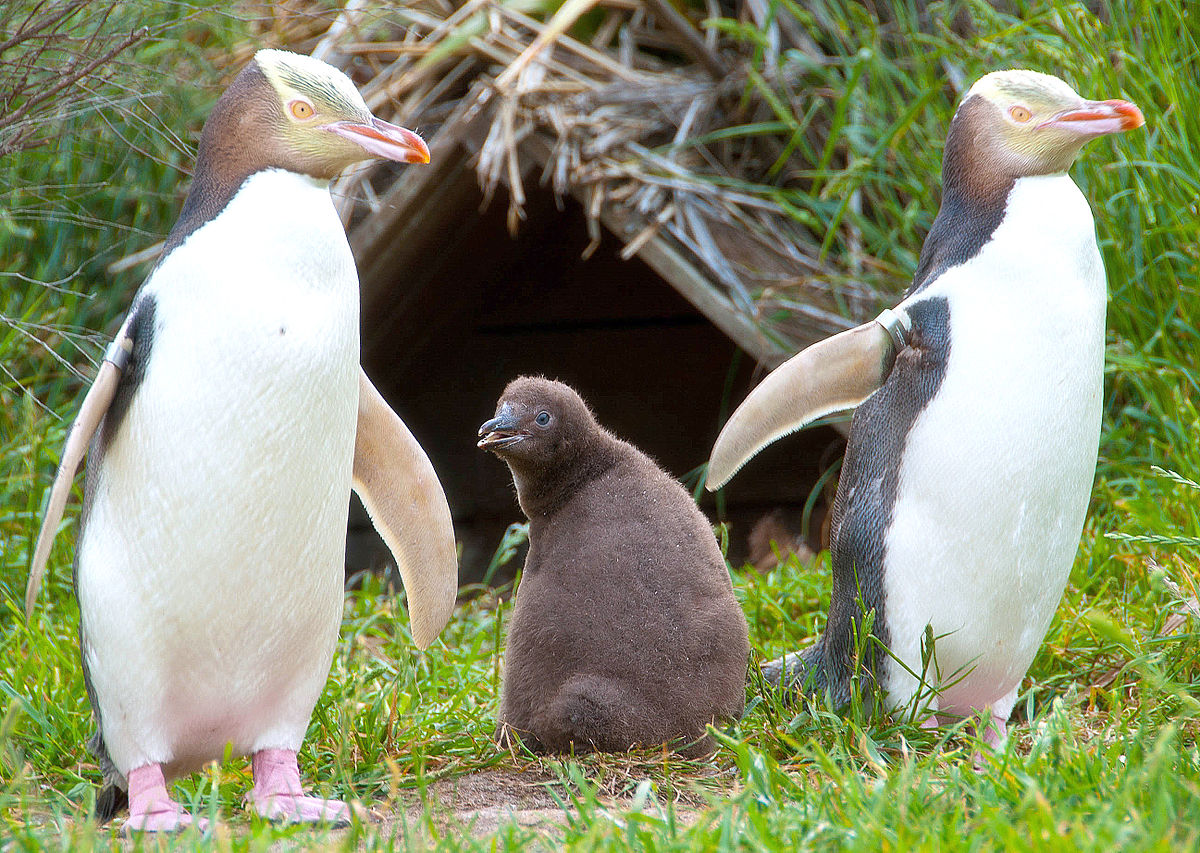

{"left": 252, "top": 49, "right": 429, "bottom": 177}
{"left": 199, "top": 49, "right": 429, "bottom": 182}
{"left": 954, "top": 69, "right": 1143, "bottom": 177}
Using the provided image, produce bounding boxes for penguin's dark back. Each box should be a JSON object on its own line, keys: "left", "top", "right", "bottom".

{"left": 820, "top": 297, "right": 952, "bottom": 705}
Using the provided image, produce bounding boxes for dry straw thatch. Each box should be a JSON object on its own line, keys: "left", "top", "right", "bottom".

{"left": 241, "top": 0, "right": 893, "bottom": 365}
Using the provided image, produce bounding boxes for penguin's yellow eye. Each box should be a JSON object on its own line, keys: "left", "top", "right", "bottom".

{"left": 1009, "top": 105, "right": 1032, "bottom": 123}
{"left": 290, "top": 100, "right": 315, "bottom": 120}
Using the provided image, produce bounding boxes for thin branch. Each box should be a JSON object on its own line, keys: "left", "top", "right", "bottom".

{"left": 0, "top": 25, "right": 148, "bottom": 152}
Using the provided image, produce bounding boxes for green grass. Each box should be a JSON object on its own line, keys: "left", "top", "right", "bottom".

{"left": 2, "top": 0, "right": 1199, "bottom": 849}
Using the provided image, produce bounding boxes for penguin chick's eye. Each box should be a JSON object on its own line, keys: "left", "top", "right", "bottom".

{"left": 1009, "top": 105, "right": 1032, "bottom": 123}
{"left": 290, "top": 100, "right": 315, "bottom": 120}
{"left": 535, "top": 412, "right": 552, "bottom": 427}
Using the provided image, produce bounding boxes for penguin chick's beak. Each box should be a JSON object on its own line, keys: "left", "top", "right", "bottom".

{"left": 1040, "top": 98, "right": 1145, "bottom": 139}
{"left": 478, "top": 406, "right": 527, "bottom": 450}
{"left": 326, "top": 117, "right": 431, "bottom": 164}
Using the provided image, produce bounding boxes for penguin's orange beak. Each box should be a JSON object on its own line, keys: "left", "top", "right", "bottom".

{"left": 1042, "top": 99, "right": 1145, "bottom": 138}
{"left": 327, "top": 117, "right": 431, "bottom": 164}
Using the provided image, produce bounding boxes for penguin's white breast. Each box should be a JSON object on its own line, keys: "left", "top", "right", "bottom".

{"left": 77, "top": 169, "right": 361, "bottom": 773}
{"left": 118, "top": 168, "right": 362, "bottom": 520}
{"left": 881, "top": 174, "right": 1106, "bottom": 711}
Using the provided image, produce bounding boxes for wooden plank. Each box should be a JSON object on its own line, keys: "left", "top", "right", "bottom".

{"left": 596, "top": 204, "right": 789, "bottom": 368}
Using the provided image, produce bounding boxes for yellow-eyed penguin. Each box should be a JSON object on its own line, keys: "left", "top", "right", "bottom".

{"left": 25, "top": 49, "right": 458, "bottom": 831}
{"left": 706, "top": 70, "right": 1144, "bottom": 745}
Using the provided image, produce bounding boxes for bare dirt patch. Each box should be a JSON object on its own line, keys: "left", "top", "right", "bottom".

{"left": 394, "top": 765, "right": 717, "bottom": 842}
{"left": 424, "top": 769, "right": 570, "bottom": 837}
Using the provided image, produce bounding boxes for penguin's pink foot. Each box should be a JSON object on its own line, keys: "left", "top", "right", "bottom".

{"left": 968, "top": 710, "right": 1009, "bottom": 769}
{"left": 919, "top": 712, "right": 946, "bottom": 731}
{"left": 980, "top": 715, "right": 1008, "bottom": 750}
{"left": 249, "top": 748, "right": 351, "bottom": 826}
{"left": 121, "top": 763, "right": 207, "bottom": 834}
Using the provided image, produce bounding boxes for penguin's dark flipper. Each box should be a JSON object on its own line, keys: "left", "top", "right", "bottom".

{"left": 25, "top": 324, "right": 136, "bottom": 617}
{"left": 706, "top": 309, "right": 912, "bottom": 490}
{"left": 351, "top": 368, "right": 457, "bottom": 649}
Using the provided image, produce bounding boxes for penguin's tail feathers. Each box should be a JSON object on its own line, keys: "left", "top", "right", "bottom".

{"left": 87, "top": 729, "right": 127, "bottom": 823}
{"left": 761, "top": 641, "right": 827, "bottom": 697}
{"left": 94, "top": 783, "right": 128, "bottom": 823}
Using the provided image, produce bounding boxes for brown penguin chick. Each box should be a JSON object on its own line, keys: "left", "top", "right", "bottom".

{"left": 477, "top": 376, "right": 750, "bottom": 758}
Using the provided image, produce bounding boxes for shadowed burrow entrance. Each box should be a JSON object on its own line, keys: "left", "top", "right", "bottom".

{"left": 351, "top": 182, "right": 843, "bottom": 586}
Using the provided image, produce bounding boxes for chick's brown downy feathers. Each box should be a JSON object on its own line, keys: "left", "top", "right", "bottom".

{"left": 478, "top": 376, "right": 749, "bottom": 757}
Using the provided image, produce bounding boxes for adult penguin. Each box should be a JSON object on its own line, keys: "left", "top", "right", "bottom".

{"left": 26, "top": 49, "right": 458, "bottom": 831}
{"left": 706, "top": 70, "right": 1144, "bottom": 744}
